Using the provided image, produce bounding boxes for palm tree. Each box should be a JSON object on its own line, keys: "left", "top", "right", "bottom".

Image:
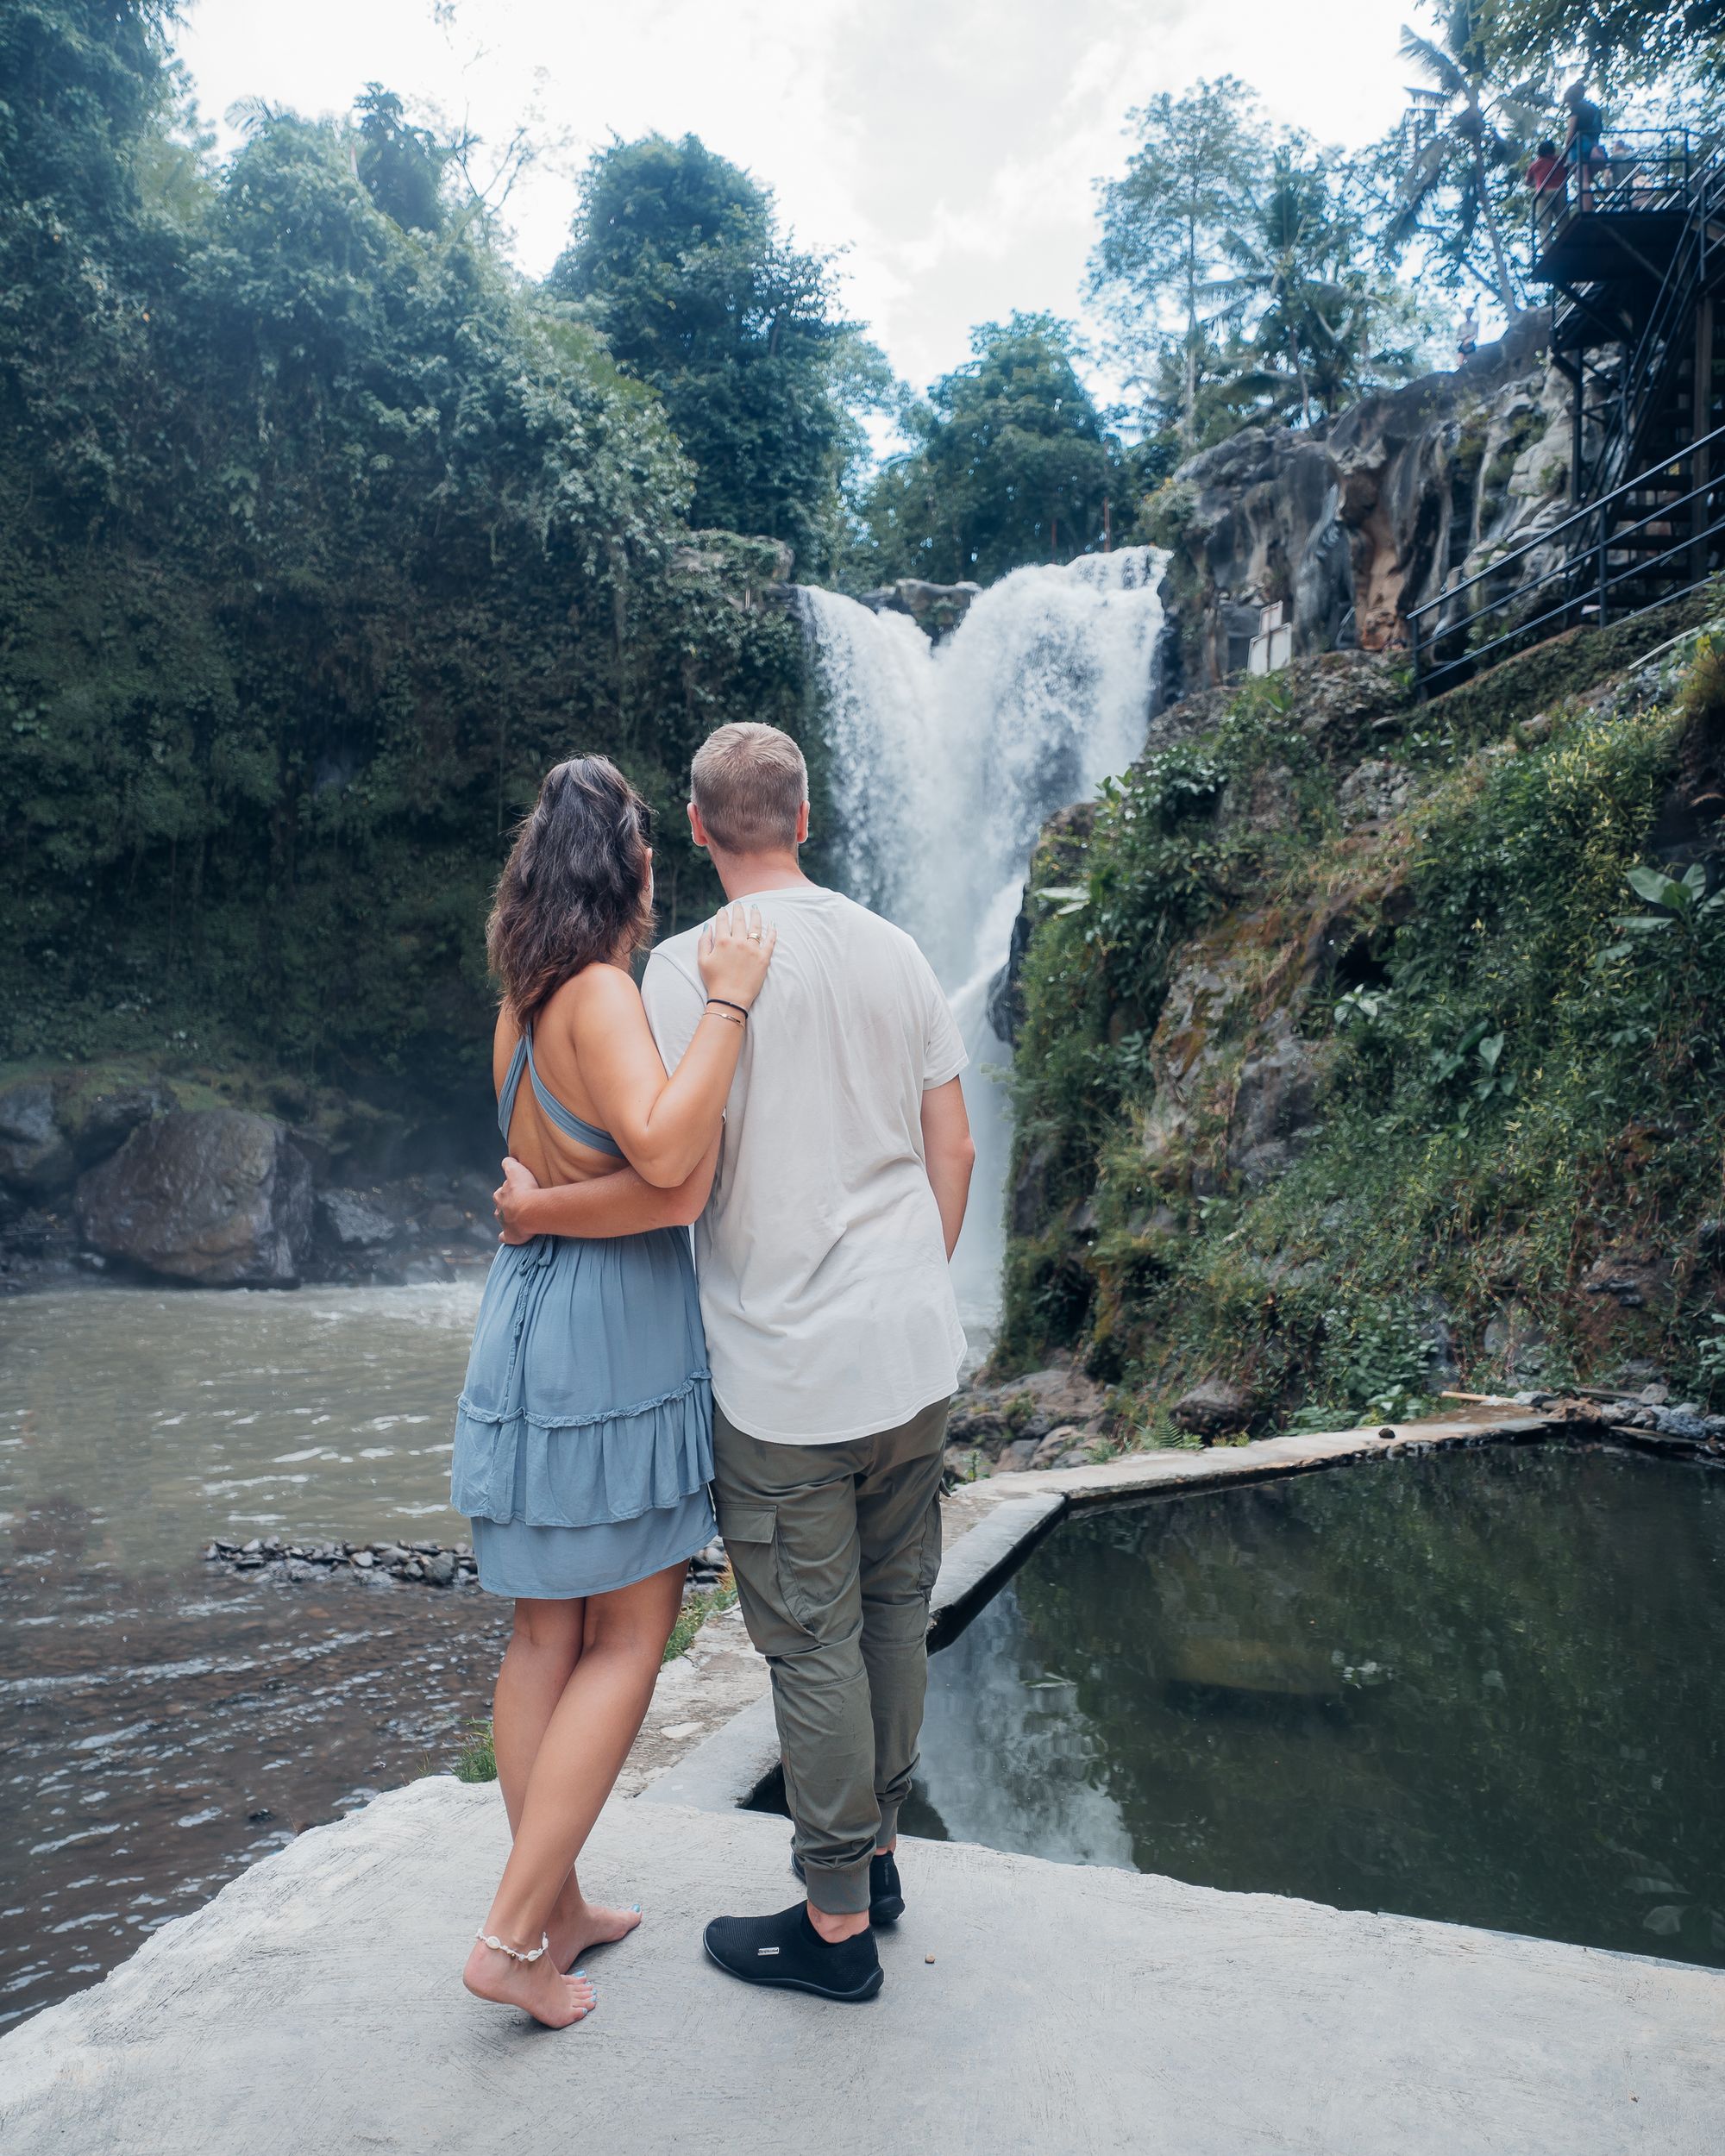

{"left": 1390, "top": 3, "right": 1546, "bottom": 315}
{"left": 1206, "top": 152, "right": 1375, "bottom": 429}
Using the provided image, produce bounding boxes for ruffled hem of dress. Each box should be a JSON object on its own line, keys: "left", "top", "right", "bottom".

{"left": 469, "top": 1505, "right": 718, "bottom": 1601}
{"left": 449, "top": 1369, "right": 714, "bottom": 1526}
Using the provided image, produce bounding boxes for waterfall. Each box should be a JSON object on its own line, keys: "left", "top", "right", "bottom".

{"left": 799, "top": 546, "right": 1167, "bottom": 1338}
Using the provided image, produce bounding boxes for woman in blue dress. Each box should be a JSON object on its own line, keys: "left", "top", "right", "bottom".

{"left": 452, "top": 754, "right": 775, "bottom": 2030}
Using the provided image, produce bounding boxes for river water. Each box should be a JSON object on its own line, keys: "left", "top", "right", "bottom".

{"left": 0, "top": 1281, "right": 511, "bottom": 2029}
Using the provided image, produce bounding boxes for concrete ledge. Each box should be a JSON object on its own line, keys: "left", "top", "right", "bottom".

{"left": 637, "top": 1689, "right": 781, "bottom": 1814}
{"left": 999, "top": 1412, "right": 1555, "bottom": 1508}
{"left": 4, "top": 1774, "right": 1720, "bottom": 2154}
{"left": 928, "top": 1489, "right": 1065, "bottom": 1644}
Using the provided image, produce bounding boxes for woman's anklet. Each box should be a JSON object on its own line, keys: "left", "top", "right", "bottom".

{"left": 475, "top": 1927, "right": 550, "bottom": 1965}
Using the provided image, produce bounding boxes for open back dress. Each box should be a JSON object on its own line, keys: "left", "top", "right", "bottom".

{"left": 449, "top": 1029, "right": 716, "bottom": 1599}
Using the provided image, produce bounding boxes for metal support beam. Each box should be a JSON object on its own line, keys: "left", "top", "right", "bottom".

{"left": 1694, "top": 295, "right": 1715, "bottom": 584}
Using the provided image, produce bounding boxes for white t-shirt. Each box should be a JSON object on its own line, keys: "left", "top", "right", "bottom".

{"left": 641, "top": 882, "right": 968, "bottom": 1445}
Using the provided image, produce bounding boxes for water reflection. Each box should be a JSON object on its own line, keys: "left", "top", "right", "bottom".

{"left": 906, "top": 1587, "right": 1134, "bottom": 1869}
{"left": 906, "top": 1446, "right": 1725, "bottom": 1968}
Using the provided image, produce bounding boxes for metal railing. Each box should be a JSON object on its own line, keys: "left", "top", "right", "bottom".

{"left": 1546, "top": 135, "right": 1725, "bottom": 503}
{"left": 1531, "top": 126, "right": 1697, "bottom": 264}
{"left": 1408, "top": 420, "right": 1725, "bottom": 697}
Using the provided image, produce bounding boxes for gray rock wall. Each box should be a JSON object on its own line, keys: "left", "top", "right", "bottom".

{"left": 1, "top": 1068, "right": 511, "bottom": 1292}
{"left": 1155, "top": 311, "right": 1571, "bottom": 693}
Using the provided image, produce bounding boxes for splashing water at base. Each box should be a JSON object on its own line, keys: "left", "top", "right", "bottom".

{"left": 800, "top": 548, "right": 1166, "bottom": 1336}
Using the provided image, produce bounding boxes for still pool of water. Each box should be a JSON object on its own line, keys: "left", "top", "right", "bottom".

{"left": 0, "top": 1283, "right": 509, "bottom": 2029}
{"left": 904, "top": 1445, "right": 1725, "bottom": 1968}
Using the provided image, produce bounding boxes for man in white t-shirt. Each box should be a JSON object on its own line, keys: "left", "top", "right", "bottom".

{"left": 491, "top": 720, "right": 975, "bottom": 2002}
{"left": 646, "top": 722, "right": 975, "bottom": 2002}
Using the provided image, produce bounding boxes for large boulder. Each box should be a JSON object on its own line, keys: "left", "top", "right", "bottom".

{"left": 0, "top": 1075, "right": 171, "bottom": 1195}
{"left": 1171, "top": 1379, "right": 1252, "bottom": 1437}
{"left": 316, "top": 1188, "right": 399, "bottom": 1250}
{"left": 61, "top": 1080, "right": 172, "bottom": 1168}
{"left": 856, "top": 578, "right": 982, "bottom": 641}
{"left": 76, "top": 1110, "right": 312, "bottom": 1286}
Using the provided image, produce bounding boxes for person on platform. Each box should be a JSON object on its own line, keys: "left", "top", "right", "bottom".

{"left": 1564, "top": 83, "right": 1607, "bottom": 210}
{"left": 451, "top": 754, "right": 776, "bottom": 2030}
{"left": 1527, "top": 138, "right": 1566, "bottom": 238}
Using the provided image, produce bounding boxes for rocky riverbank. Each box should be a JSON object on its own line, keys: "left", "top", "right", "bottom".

{"left": 946, "top": 1356, "right": 1725, "bottom": 1480}
{"left": 0, "top": 1069, "right": 506, "bottom": 1294}
{"left": 199, "top": 1532, "right": 734, "bottom": 1597}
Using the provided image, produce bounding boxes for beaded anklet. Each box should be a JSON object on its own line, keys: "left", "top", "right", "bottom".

{"left": 474, "top": 1927, "right": 550, "bottom": 1965}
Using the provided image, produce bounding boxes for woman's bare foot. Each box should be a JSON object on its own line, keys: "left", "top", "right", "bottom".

{"left": 550, "top": 1877, "right": 643, "bottom": 1970}
{"left": 462, "top": 1936, "right": 598, "bottom": 2029}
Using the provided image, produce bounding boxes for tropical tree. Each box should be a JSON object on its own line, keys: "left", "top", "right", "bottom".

{"left": 1389, "top": 3, "right": 1546, "bottom": 314}
{"left": 547, "top": 133, "right": 870, "bottom": 577}
{"left": 855, "top": 314, "right": 1126, "bottom": 586}
{"left": 354, "top": 85, "right": 448, "bottom": 235}
{"left": 1088, "top": 78, "right": 1266, "bottom": 452}
{"left": 1204, "top": 150, "right": 1425, "bottom": 429}
{"left": 0, "top": 22, "right": 810, "bottom": 1087}
{"left": 1485, "top": 0, "right": 1725, "bottom": 85}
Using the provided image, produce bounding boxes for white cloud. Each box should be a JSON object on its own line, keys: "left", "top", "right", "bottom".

{"left": 175, "top": 0, "right": 1421, "bottom": 399}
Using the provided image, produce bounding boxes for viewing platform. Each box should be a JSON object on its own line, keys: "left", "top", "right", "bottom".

{"left": 5, "top": 1422, "right": 1725, "bottom": 2156}
{"left": 1532, "top": 128, "right": 1702, "bottom": 338}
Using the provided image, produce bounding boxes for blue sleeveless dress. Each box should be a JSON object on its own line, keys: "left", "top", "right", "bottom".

{"left": 449, "top": 1031, "right": 717, "bottom": 1599}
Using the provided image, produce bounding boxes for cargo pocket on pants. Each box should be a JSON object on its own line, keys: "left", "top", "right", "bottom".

{"left": 718, "top": 1501, "right": 819, "bottom": 1652}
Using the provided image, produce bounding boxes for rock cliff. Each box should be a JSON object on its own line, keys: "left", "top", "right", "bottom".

{"left": 994, "top": 587, "right": 1725, "bottom": 1432}
{"left": 855, "top": 578, "right": 982, "bottom": 640}
{"left": 1151, "top": 311, "right": 1571, "bottom": 694}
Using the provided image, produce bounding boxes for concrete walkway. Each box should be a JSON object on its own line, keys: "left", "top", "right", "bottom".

{"left": 3, "top": 1774, "right": 1721, "bottom": 2155}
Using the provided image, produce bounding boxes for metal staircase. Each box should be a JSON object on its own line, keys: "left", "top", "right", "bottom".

{"left": 1411, "top": 133, "right": 1725, "bottom": 698}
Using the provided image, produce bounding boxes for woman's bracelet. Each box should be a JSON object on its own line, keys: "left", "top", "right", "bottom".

{"left": 705, "top": 998, "right": 750, "bottom": 1023}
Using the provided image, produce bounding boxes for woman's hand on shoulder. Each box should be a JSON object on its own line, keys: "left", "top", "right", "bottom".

{"left": 494, "top": 1156, "right": 542, "bottom": 1244}
{"left": 698, "top": 903, "right": 777, "bottom": 1011}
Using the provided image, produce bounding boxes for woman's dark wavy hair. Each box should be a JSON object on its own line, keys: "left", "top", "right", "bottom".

{"left": 486, "top": 755, "right": 654, "bottom": 1030}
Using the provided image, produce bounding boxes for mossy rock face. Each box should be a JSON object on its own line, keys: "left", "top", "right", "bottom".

{"left": 997, "top": 626, "right": 1725, "bottom": 1422}
{"left": 1417, "top": 581, "right": 1725, "bottom": 750}
{"left": 0, "top": 1065, "right": 173, "bottom": 1194}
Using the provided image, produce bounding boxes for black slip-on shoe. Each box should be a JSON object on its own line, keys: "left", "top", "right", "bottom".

{"left": 789, "top": 1848, "right": 905, "bottom": 1928}
{"left": 703, "top": 1903, "right": 883, "bottom": 2002}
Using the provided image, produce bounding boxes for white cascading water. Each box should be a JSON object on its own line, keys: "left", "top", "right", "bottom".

{"left": 800, "top": 546, "right": 1166, "bottom": 1339}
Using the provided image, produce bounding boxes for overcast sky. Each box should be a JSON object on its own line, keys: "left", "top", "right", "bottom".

{"left": 177, "top": 0, "right": 1422, "bottom": 401}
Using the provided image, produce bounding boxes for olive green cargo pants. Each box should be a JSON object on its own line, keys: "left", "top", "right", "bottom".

{"left": 712, "top": 1396, "right": 950, "bottom": 1915}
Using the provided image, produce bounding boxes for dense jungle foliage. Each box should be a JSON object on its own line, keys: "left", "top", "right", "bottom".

{"left": 549, "top": 133, "right": 885, "bottom": 584}
{"left": 853, "top": 312, "right": 1167, "bottom": 587}
{"left": 1000, "top": 612, "right": 1725, "bottom": 1421}
{"left": 0, "top": 3, "right": 812, "bottom": 1102}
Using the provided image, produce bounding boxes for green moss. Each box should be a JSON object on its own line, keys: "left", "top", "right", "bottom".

{"left": 660, "top": 1573, "right": 739, "bottom": 1664}
{"left": 453, "top": 1719, "right": 497, "bottom": 1783}
{"left": 1000, "top": 631, "right": 1725, "bottom": 1421}
{"left": 1417, "top": 580, "right": 1725, "bottom": 754}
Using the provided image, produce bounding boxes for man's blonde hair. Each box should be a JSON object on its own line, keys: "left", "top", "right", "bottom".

{"left": 690, "top": 722, "right": 808, "bottom": 854}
